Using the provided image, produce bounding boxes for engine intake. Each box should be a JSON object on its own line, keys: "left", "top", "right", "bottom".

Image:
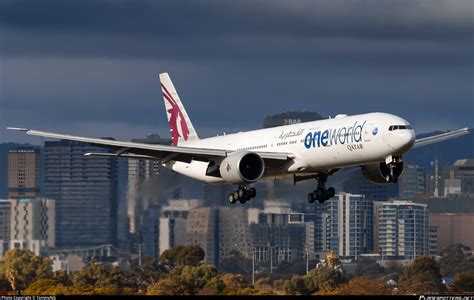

{"left": 219, "top": 151, "right": 265, "bottom": 184}
{"left": 361, "top": 161, "right": 404, "bottom": 184}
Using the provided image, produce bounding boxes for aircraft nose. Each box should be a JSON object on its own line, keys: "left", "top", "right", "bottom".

{"left": 395, "top": 130, "right": 415, "bottom": 153}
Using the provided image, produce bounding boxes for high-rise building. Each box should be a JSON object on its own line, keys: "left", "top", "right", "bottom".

{"left": 399, "top": 165, "right": 425, "bottom": 199}
{"left": 185, "top": 206, "right": 255, "bottom": 266}
{"left": 324, "top": 193, "right": 373, "bottom": 259}
{"left": 426, "top": 159, "right": 474, "bottom": 197}
{"left": 428, "top": 225, "right": 438, "bottom": 256}
{"left": 375, "top": 200, "right": 429, "bottom": 260}
{"left": 0, "top": 200, "right": 11, "bottom": 241}
{"left": 9, "top": 198, "right": 55, "bottom": 255}
{"left": 8, "top": 147, "right": 41, "bottom": 199}
{"left": 43, "top": 140, "right": 118, "bottom": 249}
{"left": 127, "top": 134, "right": 170, "bottom": 235}
{"left": 186, "top": 207, "right": 219, "bottom": 265}
{"left": 250, "top": 213, "right": 311, "bottom": 264}
{"left": 250, "top": 201, "right": 314, "bottom": 264}
{"left": 158, "top": 199, "right": 203, "bottom": 256}
{"left": 292, "top": 201, "right": 326, "bottom": 256}
{"left": 218, "top": 207, "right": 253, "bottom": 261}
{"left": 415, "top": 196, "right": 474, "bottom": 253}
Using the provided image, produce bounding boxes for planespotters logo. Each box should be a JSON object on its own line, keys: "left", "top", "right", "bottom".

{"left": 419, "top": 295, "right": 474, "bottom": 300}
{"left": 161, "top": 83, "right": 190, "bottom": 146}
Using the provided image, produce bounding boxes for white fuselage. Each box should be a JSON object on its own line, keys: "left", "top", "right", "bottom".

{"left": 165, "top": 112, "right": 416, "bottom": 183}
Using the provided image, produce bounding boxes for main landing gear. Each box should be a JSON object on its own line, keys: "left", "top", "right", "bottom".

{"left": 228, "top": 185, "right": 256, "bottom": 204}
{"left": 307, "top": 174, "right": 336, "bottom": 204}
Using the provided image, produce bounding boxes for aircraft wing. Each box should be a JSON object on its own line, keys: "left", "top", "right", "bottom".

{"left": 413, "top": 127, "right": 469, "bottom": 148}
{"left": 6, "top": 128, "right": 294, "bottom": 163}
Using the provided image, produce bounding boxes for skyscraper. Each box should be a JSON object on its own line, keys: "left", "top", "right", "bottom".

{"left": 43, "top": 140, "right": 118, "bottom": 249}
{"left": 127, "top": 134, "right": 170, "bottom": 235}
{"left": 158, "top": 199, "right": 203, "bottom": 256}
{"left": 375, "top": 200, "right": 429, "bottom": 259}
{"left": 325, "top": 193, "right": 373, "bottom": 259}
{"left": 399, "top": 165, "right": 425, "bottom": 199}
{"left": 9, "top": 198, "right": 55, "bottom": 255}
{"left": 0, "top": 200, "right": 11, "bottom": 241}
{"left": 186, "top": 207, "right": 219, "bottom": 265}
{"left": 8, "top": 147, "right": 41, "bottom": 199}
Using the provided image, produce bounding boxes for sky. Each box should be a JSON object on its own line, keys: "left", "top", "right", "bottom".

{"left": 0, "top": 0, "right": 473, "bottom": 144}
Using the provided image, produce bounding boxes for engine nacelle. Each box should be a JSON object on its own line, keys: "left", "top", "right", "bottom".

{"left": 219, "top": 151, "right": 265, "bottom": 184}
{"left": 361, "top": 161, "right": 404, "bottom": 184}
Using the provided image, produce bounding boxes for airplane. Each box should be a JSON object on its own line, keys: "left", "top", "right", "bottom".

{"left": 8, "top": 73, "right": 470, "bottom": 205}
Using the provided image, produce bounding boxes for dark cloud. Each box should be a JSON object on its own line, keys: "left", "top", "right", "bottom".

{"left": 0, "top": 0, "right": 472, "bottom": 144}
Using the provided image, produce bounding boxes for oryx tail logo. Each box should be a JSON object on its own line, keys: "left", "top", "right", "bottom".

{"left": 161, "top": 83, "right": 190, "bottom": 146}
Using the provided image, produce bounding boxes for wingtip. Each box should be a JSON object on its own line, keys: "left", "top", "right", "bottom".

{"left": 6, "top": 127, "right": 29, "bottom": 132}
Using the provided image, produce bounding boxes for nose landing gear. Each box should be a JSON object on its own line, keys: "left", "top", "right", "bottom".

{"left": 307, "top": 174, "right": 336, "bottom": 204}
{"left": 228, "top": 185, "right": 256, "bottom": 204}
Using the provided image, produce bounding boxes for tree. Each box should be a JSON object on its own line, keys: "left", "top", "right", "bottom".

{"left": 398, "top": 256, "right": 446, "bottom": 295}
{"left": 53, "top": 270, "right": 71, "bottom": 286}
{"left": 24, "top": 278, "right": 61, "bottom": 295}
{"left": 147, "top": 264, "right": 219, "bottom": 295}
{"left": 384, "top": 260, "right": 404, "bottom": 275}
{"left": 449, "top": 272, "right": 474, "bottom": 293}
{"left": 273, "top": 259, "right": 309, "bottom": 276}
{"left": 354, "top": 257, "right": 385, "bottom": 278}
{"left": 439, "top": 244, "right": 474, "bottom": 277}
{"left": 146, "top": 270, "right": 184, "bottom": 296}
{"left": 284, "top": 275, "right": 309, "bottom": 295}
{"left": 218, "top": 250, "right": 252, "bottom": 275}
{"left": 179, "top": 264, "right": 220, "bottom": 295}
{"left": 123, "top": 257, "right": 165, "bottom": 293}
{"left": 71, "top": 262, "right": 124, "bottom": 288}
{"left": 159, "top": 245, "right": 205, "bottom": 269}
{"left": 2, "top": 249, "right": 53, "bottom": 291}
{"left": 329, "top": 277, "right": 391, "bottom": 295}
{"left": 304, "top": 266, "right": 346, "bottom": 294}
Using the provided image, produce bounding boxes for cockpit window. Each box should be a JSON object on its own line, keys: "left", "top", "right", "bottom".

{"left": 389, "top": 124, "right": 413, "bottom": 131}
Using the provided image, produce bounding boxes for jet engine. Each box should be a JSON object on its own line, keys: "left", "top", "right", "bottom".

{"left": 219, "top": 151, "right": 265, "bottom": 184}
{"left": 361, "top": 161, "right": 404, "bottom": 184}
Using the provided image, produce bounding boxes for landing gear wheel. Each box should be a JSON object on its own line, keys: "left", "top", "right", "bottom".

{"left": 307, "top": 174, "right": 337, "bottom": 204}
{"left": 228, "top": 193, "right": 237, "bottom": 204}
{"left": 238, "top": 187, "right": 245, "bottom": 199}
{"left": 228, "top": 185, "right": 256, "bottom": 205}
{"left": 327, "top": 187, "right": 336, "bottom": 198}
{"left": 316, "top": 188, "right": 324, "bottom": 199}
{"left": 249, "top": 188, "right": 256, "bottom": 198}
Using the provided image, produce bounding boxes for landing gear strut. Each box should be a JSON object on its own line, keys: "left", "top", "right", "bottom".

{"left": 228, "top": 185, "right": 256, "bottom": 204}
{"left": 385, "top": 156, "right": 402, "bottom": 183}
{"left": 307, "top": 174, "right": 336, "bottom": 204}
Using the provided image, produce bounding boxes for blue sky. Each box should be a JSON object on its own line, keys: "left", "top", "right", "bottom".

{"left": 1, "top": 0, "right": 472, "bottom": 144}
